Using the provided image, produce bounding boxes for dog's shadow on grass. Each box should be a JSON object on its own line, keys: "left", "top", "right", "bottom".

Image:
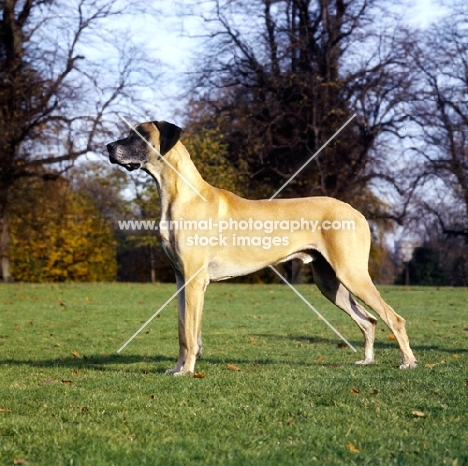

{"left": 256, "top": 333, "right": 468, "bottom": 354}
{"left": 0, "top": 353, "right": 321, "bottom": 373}
{"left": 1, "top": 333, "right": 463, "bottom": 374}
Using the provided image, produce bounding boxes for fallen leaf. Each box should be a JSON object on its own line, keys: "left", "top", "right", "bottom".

{"left": 347, "top": 442, "right": 360, "bottom": 453}
{"left": 371, "top": 389, "right": 379, "bottom": 395}
{"left": 337, "top": 342, "right": 348, "bottom": 348}
{"left": 0, "top": 408, "right": 13, "bottom": 413}
{"left": 71, "top": 351, "right": 80, "bottom": 358}
{"left": 440, "top": 360, "right": 446, "bottom": 364}
{"left": 72, "top": 369, "right": 79, "bottom": 375}
{"left": 388, "top": 334, "right": 396, "bottom": 341}
{"left": 249, "top": 337, "right": 257, "bottom": 344}
{"left": 317, "top": 316, "right": 322, "bottom": 320}
{"left": 351, "top": 388, "right": 360, "bottom": 394}
{"left": 453, "top": 354, "right": 459, "bottom": 358}
{"left": 226, "top": 364, "right": 241, "bottom": 371}
{"left": 193, "top": 372, "right": 205, "bottom": 379}
{"left": 297, "top": 343, "right": 303, "bottom": 347}
{"left": 61, "top": 380, "right": 73, "bottom": 386}
{"left": 13, "top": 459, "right": 29, "bottom": 465}
{"left": 316, "top": 355, "right": 324, "bottom": 362}
{"left": 28, "top": 321, "right": 33, "bottom": 326}
{"left": 14, "top": 326, "right": 20, "bottom": 331}
{"left": 425, "top": 363, "right": 436, "bottom": 368}
{"left": 412, "top": 410, "right": 425, "bottom": 417}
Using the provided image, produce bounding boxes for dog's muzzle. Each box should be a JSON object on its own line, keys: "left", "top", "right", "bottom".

{"left": 106, "top": 142, "right": 141, "bottom": 171}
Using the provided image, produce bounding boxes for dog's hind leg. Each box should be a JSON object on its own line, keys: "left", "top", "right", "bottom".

{"left": 336, "top": 268, "right": 418, "bottom": 369}
{"left": 312, "top": 254, "right": 377, "bottom": 365}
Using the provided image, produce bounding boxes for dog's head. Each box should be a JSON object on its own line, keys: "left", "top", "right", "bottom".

{"left": 106, "top": 121, "right": 184, "bottom": 171}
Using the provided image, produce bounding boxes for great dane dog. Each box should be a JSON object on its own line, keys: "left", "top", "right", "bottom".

{"left": 107, "top": 120, "right": 418, "bottom": 375}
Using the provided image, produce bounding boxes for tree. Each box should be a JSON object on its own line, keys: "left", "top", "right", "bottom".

{"left": 410, "top": 6, "right": 468, "bottom": 239}
{"left": 183, "top": 0, "right": 416, "bottom": 219}
{"left": 183, "top": 113, "right": 242, "bottom": 194}
{"left": 395, "top": 246, "right": 448, "bottom": 286}
{"left": 181, "top": 0, "right": 417, "bottom": 282}
{"left": 0, "top": 0, "right": 157, "bottom": 281}
{"left": 9, "top": 177, "right": 116, "bottom": 281}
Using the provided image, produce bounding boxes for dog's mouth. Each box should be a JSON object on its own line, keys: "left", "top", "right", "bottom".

{"left": 123, "top": 162, "right": 141, "bottom": 172}
{"left": 108, "top": 155, "right": 140, "bottom": 171}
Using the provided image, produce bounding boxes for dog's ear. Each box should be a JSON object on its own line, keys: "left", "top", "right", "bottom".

{"left": 153, "top": 121, "right": 184, "bottom": 156}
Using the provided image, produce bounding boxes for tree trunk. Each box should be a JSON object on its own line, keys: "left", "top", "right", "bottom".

{"left": 0, "top": 194, "right": 13, "bottom": 282}
{"left": 284, "top": 258, "right": 303, "bottom": 284}
{"left": 149, "top": 245, "right": 156, "bottom": 283}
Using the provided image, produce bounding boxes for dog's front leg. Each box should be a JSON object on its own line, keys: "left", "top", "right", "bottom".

{"left": 165, "top": 272, "right": 187, "bottom": 374}
{"left": 166, "top": 269, "right": 207, "bottom": 376}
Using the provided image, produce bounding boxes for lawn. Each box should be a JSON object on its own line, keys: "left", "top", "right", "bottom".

{"left": 0, "top": 282, "right": 467, "bottom": 465}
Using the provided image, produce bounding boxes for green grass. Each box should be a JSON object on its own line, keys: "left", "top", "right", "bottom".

{"left": 1, "top": 282, "right": 467, "bottom": 465}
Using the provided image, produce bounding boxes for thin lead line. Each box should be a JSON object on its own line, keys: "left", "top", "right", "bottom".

{"left": 268, "top": 265, "right": 357, "bottom": 352}
{"left": 117, "top": 114, "right": 207, "bottom": 202}
{"left": 117, "top": 265, "right": 206, "bottom": 353}
{"left": 269, "top": 114, "right": 357, "bottom": 200}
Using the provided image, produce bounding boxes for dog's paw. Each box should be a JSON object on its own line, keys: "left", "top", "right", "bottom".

{"left": 165, "top": 366, "right": 195, "bottom": 376}
{"left": 165, "top": 366, "right": 184, "bottom": 375}
{"left": 354, "top": 358, "right": 375, "bottom": 366}
{"left": 172, "top": 370, "right": 193, "bottom": 377}
{"left": 398, "top": 360, "right": 418, "bottom": 370}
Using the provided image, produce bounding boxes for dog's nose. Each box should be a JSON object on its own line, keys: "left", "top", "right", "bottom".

{"left": 106, "top": 142, "right": 116, "bottom": 153}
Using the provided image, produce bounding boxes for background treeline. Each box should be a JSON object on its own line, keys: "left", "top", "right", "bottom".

{"left": 1, "top": 0, "right": 467, "bottom": 285}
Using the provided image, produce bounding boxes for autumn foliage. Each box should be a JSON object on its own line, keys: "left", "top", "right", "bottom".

{"left": 9, "top": 179, "right": 116, "bottom": 282}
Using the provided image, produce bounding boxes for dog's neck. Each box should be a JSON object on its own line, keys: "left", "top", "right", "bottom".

{"left": 144, "top": 142, "right": 207, "bottom": 214}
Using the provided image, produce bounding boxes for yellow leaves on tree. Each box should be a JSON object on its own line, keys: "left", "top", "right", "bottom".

{"left": 183, "top": 121, "right": 243, "bottom": 196}
{"left": 9, "top": 178, "right": 116, "bottom": 282}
